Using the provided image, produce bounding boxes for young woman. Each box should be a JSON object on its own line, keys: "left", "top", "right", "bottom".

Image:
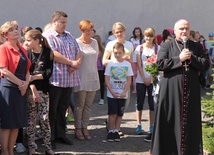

{"left": 0, "top": 21, "right": 31, "bottom": 155}
{"left": 130, "top": 27, "right": 144, "bottom": 93}
{"left": 103, "top": 22, "right": 133, "bottom": 66}
{"left": 135, "top": 28, "right": 160, "bottom": 142}
{"left": 24, "top": 29, "right": 57, "bottom": 155}
{"left": 105, "top": 42, "right": 133, "bottom": 142}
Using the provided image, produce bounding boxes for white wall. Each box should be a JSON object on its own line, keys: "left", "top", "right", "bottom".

{"left": 1, "top": 0, "right": 214, "bottom": 42}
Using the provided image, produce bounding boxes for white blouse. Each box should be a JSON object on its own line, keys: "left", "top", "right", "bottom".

{"left": 73, "top": 38, "right": 100, "bottom": 92}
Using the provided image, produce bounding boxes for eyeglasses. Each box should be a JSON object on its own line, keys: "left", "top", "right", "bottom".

{"left": 57, "top": 20, "right": 67, "bottom": 24}
{"left": 115, "top": 30, "right": 124, "bottom": 34}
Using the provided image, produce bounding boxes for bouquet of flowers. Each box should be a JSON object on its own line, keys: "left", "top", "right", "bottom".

{"left": 145, "top": 54, "right": 158, "bottom": 85}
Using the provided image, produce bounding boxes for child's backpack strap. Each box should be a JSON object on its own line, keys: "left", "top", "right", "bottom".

{"left": 154, "top": 44, "right": 158, "bottom": 54}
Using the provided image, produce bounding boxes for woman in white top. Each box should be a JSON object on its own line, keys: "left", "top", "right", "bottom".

{"left": 103, "top": 22, "right": 133, "bottom": 66}
{"left": 135, "top": 28, "right": 160, "bottom": 141}
{"left": 73, "top": 20, "right": 100, "bottom": 140}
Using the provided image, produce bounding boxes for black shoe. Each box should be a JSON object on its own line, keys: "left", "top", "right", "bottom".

{"left": 107, "top": 132, "right": 114, "bottom": 142}
{"left": 51, "top": 141, "right": 57, "bottom": 149}
{"left": 114, "top": 132, "right": 120, "bottom": 142}
{"left": 144, "top": 134, "right": 152, "bottom": 142}
{"left": 56, "top": 137, "right": 74, "bottom": 145}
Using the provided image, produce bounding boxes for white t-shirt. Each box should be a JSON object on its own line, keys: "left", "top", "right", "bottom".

{"left": 130, "top": 38, "right": 142, "bottom": 62}
{"left": 135, "top": 44, "right": 160, "bottom": 83}
{"left": 104, "top": 60, "right": 133, "bottom": 99}
{"left": 105, "top": 40, "right": 134, "bottom": 61}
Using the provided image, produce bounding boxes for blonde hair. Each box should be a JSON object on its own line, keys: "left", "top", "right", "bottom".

{"left": 0, "top": 21, "right": 18, "bottom": 37}
{"left": 0, "top": 34, "right": 4, "bottom": 44}
{"left": 144, "top": 27, "right": 157, "bottom": 44}
{"left": 43, "top": 23, "right": 52, "bottom": 32}
{"left": 94, "top": 35, "right": 104, "bottom": 59}
{"left": 79, "top": 19, "right": 94, "bottom": 31}
{"left": 112, "top": 22, "right": 126, "bottom": 34}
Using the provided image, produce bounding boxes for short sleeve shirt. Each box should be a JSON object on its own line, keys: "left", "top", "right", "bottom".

{"left": 105, "top": 60, "right": 133, "bottom": 98}
{"left": 43, "top": 27, "right": 81, "bottom": 87}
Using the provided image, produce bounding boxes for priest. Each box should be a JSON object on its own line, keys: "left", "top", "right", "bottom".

{"left": 150, "top": 19, "right": 210, "bottom": 155}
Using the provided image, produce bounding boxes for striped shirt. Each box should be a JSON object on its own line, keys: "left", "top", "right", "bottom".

{"left": 43, "top": 27, "right": 81, "bottom": 88}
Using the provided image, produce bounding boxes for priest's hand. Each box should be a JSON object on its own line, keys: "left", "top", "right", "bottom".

{"left": 179, "top": 49, "right": 192, "bottom": 62}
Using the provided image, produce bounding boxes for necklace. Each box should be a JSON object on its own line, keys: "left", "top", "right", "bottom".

{"left": 175, "top": 39, "right": 189, "bottom": 71}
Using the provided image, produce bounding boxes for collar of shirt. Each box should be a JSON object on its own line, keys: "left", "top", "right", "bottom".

{"left": 49, "top": 27, "right": 67, "bottom": 37}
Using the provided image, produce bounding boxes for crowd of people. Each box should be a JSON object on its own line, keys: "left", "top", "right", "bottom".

{"left": 0, "top": 10, "right": 213, "bottom": 155}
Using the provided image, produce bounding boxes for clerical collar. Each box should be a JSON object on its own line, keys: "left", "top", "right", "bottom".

{"left": 176, "top": 39, "right": 189, "bottom": 45}
{"left": 176, "top": 39, "right": 183, "bottom": 45}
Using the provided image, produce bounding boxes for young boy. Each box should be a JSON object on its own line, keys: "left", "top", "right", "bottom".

{"left": 105, "top": 42, "right": 133, "bottom": 142}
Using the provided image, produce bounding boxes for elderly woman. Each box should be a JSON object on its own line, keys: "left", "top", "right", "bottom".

{"left": 73, "top": 19, "right": 100, "bottom": 140}
{"left": 0, "top": 21, "right": 31, "bottom": 155}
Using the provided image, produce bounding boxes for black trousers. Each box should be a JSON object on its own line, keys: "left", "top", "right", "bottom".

{"left": 49, "top": 85, "right": 72, "bottom": 141}
{"left": 98, "top": 70, "right": 105, "bottom": 99}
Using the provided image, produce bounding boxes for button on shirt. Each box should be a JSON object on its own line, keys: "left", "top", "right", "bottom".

{"left": 43, "top": 27, "right": 81, "bottom": 87}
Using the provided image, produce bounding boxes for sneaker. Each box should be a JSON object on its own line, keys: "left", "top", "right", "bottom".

{"left": 99, "top": 99, "right": 104, "bottom": 105}
{"left": 15, "top": 143, "right": 26, "bottom": 153}
{"left": 136, "top": 125, "right": 143, "bottom": 135}
{"left": 118, "top": 130, "right": 124, "bottom": 137}
{"left": 66, "top": 114, "right": 74, "bottom": 122}
{"left": 144, "top": 134, "right": 152, "bottom": 142}
{"left": 107, "top": 132, "right": 114, "bottom": 142}
{"left": 114, "top": 132, "right": 120, "bottom": 142}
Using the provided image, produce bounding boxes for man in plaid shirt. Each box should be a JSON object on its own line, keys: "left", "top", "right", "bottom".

{"left": 43, "top": 10, "right": 82, "bottom": 147}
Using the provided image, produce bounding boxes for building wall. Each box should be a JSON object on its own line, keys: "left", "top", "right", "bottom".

{"left": 0, "top": 0, "right": 213, "bottom": 42}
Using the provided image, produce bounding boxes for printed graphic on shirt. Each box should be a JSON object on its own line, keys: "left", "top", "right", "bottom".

{"left": 110, "top": 66, "right": 128, "bottom": 90}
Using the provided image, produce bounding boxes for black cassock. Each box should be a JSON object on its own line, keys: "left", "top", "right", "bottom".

{"left": 151, "top": 39, "right": 210, "bottom": 155}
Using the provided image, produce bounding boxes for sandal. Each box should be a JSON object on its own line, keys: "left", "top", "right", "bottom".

{"left": 75, "top": 129, "right": 85, "bottom": 140}
{"left": 82, "top": 129, "right": 91, "bottom": 140}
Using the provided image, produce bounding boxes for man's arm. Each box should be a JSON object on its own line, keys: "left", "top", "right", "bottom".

{"left": 53, "top": 50, "right": 81, "bottom": 68}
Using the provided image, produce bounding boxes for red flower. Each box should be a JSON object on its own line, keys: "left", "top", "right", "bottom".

{"left": 145, "top": 54, "right": 158, "bottom": 85}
